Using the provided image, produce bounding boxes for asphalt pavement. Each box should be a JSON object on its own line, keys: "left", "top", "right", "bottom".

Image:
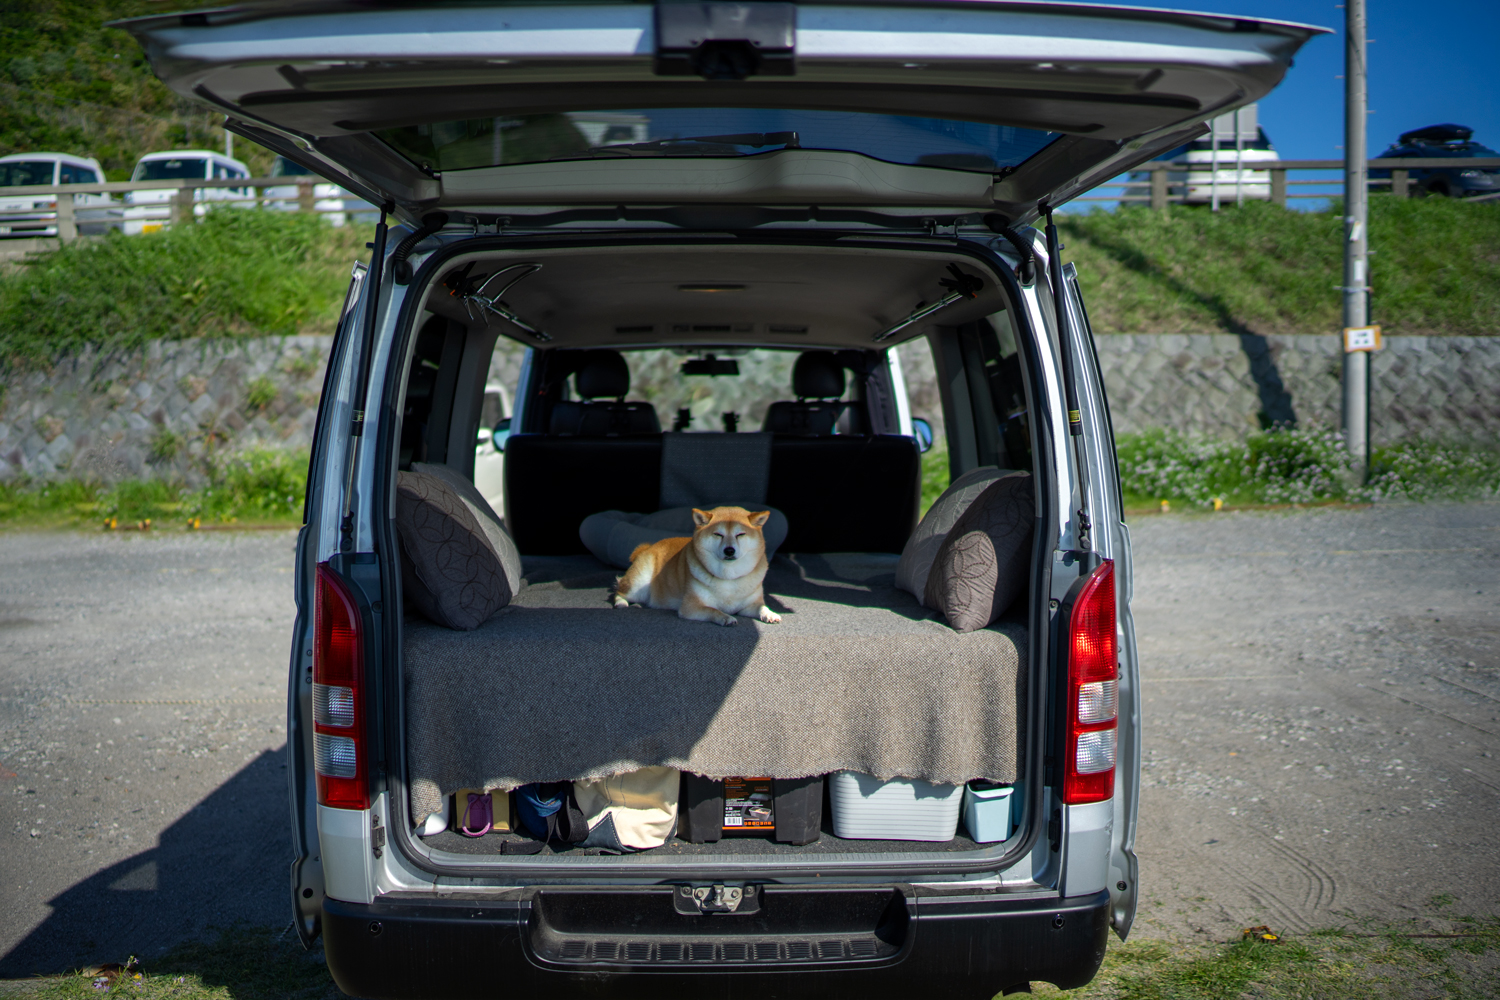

{"left": 1, "top": 502, "right": 1497, "bottom": 975}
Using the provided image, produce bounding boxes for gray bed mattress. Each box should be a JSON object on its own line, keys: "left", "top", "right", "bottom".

{"left": 402, "top": 553, "right": 1027, "bottom": 825}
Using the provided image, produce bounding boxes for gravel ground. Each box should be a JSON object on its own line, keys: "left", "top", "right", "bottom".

{"left": 0, "top": 530, "right": 298, "bottom": 977}
{"left": 0, "top": 503, "right": 1497, "bottom": 976}
{"left": 1128, "top": 501, "right": 1500, "bottom": 940}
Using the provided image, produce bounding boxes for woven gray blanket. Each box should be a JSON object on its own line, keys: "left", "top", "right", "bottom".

{"left": 403, "top": 553, "right": 1027, "bottom": 825}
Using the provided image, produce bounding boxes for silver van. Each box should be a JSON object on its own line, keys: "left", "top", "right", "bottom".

{"left": 124, "top": 3, "right": 1318, "bottom": 995}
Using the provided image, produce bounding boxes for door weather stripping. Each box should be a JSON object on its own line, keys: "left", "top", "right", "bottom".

{"left": 341, "top": 202, "right": 393, "bottom": 550}
{"left": 1041, "top": 203, "right": 1092, "bottom": 552}
{"left": 463, "top": 263, "right": 552, "bottom": 342}
{"left": 871, "top": 264, "right": 983, "bottom": 343}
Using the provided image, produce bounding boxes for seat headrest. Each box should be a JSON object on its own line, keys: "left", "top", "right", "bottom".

{"left": 792, "top": 351, "right": 846, "bottom": 400}
{"left": 576, "top": 350, "right": 630, "bottom": 399}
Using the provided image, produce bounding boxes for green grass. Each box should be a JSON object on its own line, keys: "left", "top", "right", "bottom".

{"left": 0, "top": 447, "right": 307, "bottom": 529}
{"left": 1031, "top": 920, "right": 1500, "bottom": 1000}
{"left": 0, "top": 926, "right": 338, "bottom": 1000}
{"left": 3, "top": 919, "right": 1495, "bottom": 1000}
{"left": 919, "top": 431, "right": 1499, "bottom": 515}
{"left": 0, "top": 209, "right": 371, "bottom": 369}
{"left": 1061, "top": 196, "right": 1500, "bottom": 337}
{"left": 920, "top": 444, "right": 951, "bottom": 518}
{"left": 1115, "top": 428, "right": 1500, "bottom": 509}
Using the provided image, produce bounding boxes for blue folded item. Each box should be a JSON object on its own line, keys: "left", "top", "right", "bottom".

{"left": 513, "top": 782, "right": 566, "bottom": 839}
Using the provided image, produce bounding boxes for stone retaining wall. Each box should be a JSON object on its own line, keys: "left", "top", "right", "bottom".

{"left": 1094, "top": 334, "right": 1500, "bottom": 445}
{"left": 2, "top": 332, "right": 1493, "bottom": 483}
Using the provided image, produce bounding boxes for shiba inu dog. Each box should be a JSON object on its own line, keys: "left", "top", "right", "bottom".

{"left": 611, "top": 506, "right": 782, "bottom": 626}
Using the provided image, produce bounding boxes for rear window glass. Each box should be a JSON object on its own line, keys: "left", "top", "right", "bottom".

{"left": 271, "top": 156, "right": 312, "bottom": 177}
{"left": 377, "top": 109, "right": 1056, "bottom": 174}
{"left": 0, "top": 161, "right": 56, "bottom": 186}
{"left": 132, "top": 158, "right": 210, "bottom": 181}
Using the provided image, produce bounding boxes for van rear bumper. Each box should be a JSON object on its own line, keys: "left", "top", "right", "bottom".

{"left": 322, "top": 887, "right": 1110, "bottom": 999}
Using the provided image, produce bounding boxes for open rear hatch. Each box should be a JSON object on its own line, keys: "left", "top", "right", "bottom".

{"left": 116, "top": 0, "right": 1323, "bottom": 225}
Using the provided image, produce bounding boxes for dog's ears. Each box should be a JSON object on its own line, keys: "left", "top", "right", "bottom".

{"left": 748, "top": 511, "right": 771, "bottom": 528}
{"left": 691, "top": 508, "right": 713, "bottom": 528}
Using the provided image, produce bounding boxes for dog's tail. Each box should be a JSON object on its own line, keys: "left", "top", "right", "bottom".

{"left": 628, "top": 543, "right": 652, "bottom": 563}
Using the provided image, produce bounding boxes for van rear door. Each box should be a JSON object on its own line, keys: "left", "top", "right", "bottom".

{"left": 116, "top": 1, "right": 1324, "bottom": 226}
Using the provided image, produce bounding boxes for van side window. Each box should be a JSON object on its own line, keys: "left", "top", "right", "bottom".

{"left": 60, "top": 163, "right": 88, "bottom": 184}
{"left": 976, "top": 310, "right": 1033, "bottom": 471}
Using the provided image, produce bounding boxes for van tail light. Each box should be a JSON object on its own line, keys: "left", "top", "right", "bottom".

{"left": 314, "top": 563, "right": 367, "bottom": 810}
{"left": 1062, "top": 560, "right": 1118, "bottom": 805}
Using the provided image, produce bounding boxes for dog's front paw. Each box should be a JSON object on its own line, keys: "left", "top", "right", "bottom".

{"left": 758, "top": 606, "right": 782, "bottom": 624}
{"left": 610, "top": 594, "right": 629, "bottom": 609}
{"left": 716, "top": 613, "right": 738, "bottom": 626}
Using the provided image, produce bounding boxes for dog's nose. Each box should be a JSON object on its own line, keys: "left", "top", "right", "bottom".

{"left": 723, "top": 546, "right": 736, "bottom": 559}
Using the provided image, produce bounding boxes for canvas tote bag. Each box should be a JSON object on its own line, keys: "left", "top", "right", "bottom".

{"left": 572, "top": 767, "right": 681, "bottom": 851}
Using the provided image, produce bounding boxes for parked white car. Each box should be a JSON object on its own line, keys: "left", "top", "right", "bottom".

{"left": 264, "top": 155, "right": 376, "bottom": 226}
{"left": 0, "top": 152, "right": 115, "bottom": 238}
{"left": 121, "top": 150, "right": 250, "bottom": 234}
{"left": 471, "top": 381, "right": 512, "bottom": 513}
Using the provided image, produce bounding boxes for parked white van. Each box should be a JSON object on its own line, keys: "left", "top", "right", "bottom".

{"left": 1165, "top": 105, "right": 1282, "bottom": 205}
{"left": 123, "top": 3, "right": 1321, "bottom": 996}
{"left": 0, "top": 152, "right": 114, "bottom": 238}
{"left": 264, "top": 155, "right": 377, "bottom": 227}
{"left": 121, "top": 149, "right": 249, "bottom": 234}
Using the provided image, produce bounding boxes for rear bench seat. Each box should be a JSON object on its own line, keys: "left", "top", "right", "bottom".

{"left": 504, "top": 434, "right": 919, "bottom": 555}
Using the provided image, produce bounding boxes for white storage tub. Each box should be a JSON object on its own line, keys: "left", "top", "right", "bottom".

{"left": 828, "top": 771, "right": 962, "bottom": 841}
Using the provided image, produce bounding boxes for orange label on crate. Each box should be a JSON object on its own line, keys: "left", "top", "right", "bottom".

{"left": 723, "top": 777, "right": 775, "bottom": 832}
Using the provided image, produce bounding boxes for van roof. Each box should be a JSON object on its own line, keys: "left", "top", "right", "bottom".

{"left": 136, "top": 149, "right": 245, "bottom": 164}
{"left": 0, "top": 151, "right": 102, "bottom": 167}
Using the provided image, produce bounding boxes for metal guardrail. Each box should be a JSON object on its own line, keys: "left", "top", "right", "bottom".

{"left": 1076, "top": 157, "right": 1500, "bottom": 207}
{"left": 0, "top": 177, "right": 369, "bottom": 242}
{"left": 4, "top": 157, "right": 1498, "bottom": 244}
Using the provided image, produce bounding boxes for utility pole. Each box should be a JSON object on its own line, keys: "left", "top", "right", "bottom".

{"left": 1342, "top": 0, "right": 1371, "bottom": 481}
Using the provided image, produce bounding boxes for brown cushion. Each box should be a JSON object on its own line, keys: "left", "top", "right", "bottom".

{"left": 395, "top": 471, "right": 512, "bottom": 630}
{"left": 895, "top": 466, "right": 1010, "bottom": 600}
{"left": 923, "top": 473, "right": 1034, "bottom": 633}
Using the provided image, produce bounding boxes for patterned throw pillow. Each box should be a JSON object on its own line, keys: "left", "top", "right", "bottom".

{"left": 895, "top": 466, "right": 1009, "bottom": 599}
{"left": 395, "top": 471, "right": 512, "bottom": 630}
{"left": 923, "top": 473, "right": 1034, "bottom": 633}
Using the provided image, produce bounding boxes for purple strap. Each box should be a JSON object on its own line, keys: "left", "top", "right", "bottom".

{"left": 460, "top": 792, "right": 493, "bottom": 837}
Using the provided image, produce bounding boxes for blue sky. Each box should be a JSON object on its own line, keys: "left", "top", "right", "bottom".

{"left": 1180, "top": 0, "right": 1498, "bottom": 160}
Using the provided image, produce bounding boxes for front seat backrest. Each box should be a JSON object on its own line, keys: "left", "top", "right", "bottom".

{"left": 763, "top": 351, "right": 861, "bottom": 436}
{"left": 549, "top": 349, "right": 661, "bottom": 436}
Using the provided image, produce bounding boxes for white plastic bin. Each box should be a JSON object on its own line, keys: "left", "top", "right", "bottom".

{"left": 962, "top": 781, "right": 1015, "bottom": 843}
{"left": 828, "top": 771, "right": 962, "bottom": 841}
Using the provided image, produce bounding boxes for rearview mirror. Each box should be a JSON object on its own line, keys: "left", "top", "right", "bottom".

{"left": 681, "top": 355, "right": 739, "bottom": 377}
{"left": 911, "top": 417, "right": 935, "bottom": 454}
{"left": 492, "top": 417, "right": 512, "bottom": 452}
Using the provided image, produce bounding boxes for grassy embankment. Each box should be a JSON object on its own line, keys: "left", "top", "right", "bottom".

{"left": 913, "top": 197, "right": 1500, "bottom": 514}
{"left": 0, "top": 209, "right": 366, "bottom": 528}
{"left": 1061, "top": 196, "right": 1500, "bottom": 338}
{"left": 2, "top": 914, "right": 1495, "bottom": 1000}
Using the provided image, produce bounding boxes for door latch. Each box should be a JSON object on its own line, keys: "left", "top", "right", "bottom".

{"left": 674, "top": 883, "right": 760, "bottom": 915}
{"left": 371, "top": 814, "right": 386, "bottom": 859}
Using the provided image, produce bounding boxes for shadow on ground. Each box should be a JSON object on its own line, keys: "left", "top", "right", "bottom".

{"left": 0, "top": 749, "right": 292, "bottom": 978}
